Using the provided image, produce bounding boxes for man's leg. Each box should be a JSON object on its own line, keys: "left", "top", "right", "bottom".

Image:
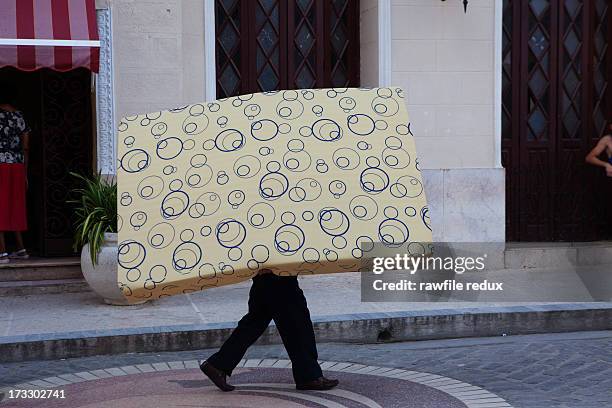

{"left": 207, "top": 276, "right": 272, "bottom": 376}
{"left": 270, "top": 276, "right": 323, "bottom": 384}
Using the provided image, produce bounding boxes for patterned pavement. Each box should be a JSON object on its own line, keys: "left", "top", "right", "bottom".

{"left": 1, "top": 330, "right": 610, "bottom": 408}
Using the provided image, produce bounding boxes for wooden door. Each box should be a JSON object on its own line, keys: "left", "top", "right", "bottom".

{"left": 0, "top": 67, "right": 93, "bottom": 256}
{"left": 214, "top": 0, "right": 360, "bottom": 98}
{"left": 502, "top": 0, "right": 612, "bottom": 241}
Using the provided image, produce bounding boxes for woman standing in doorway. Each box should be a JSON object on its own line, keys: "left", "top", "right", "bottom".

{"left": 0, "top": 84, "right": 30, "bottom": 263}
{"left": 585, "top": 121, "right": 612, "bottom": 177}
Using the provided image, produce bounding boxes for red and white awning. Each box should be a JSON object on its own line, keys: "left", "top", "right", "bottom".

{"left": 0, "top": 0, "right": 100, "bottom": 73}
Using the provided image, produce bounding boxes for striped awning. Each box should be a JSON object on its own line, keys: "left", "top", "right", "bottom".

{"left": 0, "top": 0, "right": 100, "bottom": 73}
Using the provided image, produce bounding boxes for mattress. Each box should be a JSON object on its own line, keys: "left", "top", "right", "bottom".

{"left": 117, "top": 87, "right": 432, "bottom": 302}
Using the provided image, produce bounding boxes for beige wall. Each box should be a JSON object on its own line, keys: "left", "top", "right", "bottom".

{"left": 383, "top": 1, "right": 505, "bottom": 242}
{"left": 104, "top": 0, "right": 497, "bottom": 167}
{"left": 390, "top": 0, "right": 496, "bottom": 169}
{"left": 360, "top": 0, "right": 379, "bottom": 87}
{"left": 108, "top": 0, "right": 206, "bottom": 119}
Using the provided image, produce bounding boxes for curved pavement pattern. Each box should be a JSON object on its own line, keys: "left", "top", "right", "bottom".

{"left": 0, "top": 359, "right": 512, "bottom": 408}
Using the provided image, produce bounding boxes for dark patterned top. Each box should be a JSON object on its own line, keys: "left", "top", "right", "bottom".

{"left": 0, "top": 109, "right": 30, "bottom": 164}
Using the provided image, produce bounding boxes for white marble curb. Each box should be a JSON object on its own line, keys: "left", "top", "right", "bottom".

{"left": 0, "top": 359, "right": 513, "bottom": 408}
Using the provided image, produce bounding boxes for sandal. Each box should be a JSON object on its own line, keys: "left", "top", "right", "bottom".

{"left": 9, "top": 249, "right": 29, "bottom": 260}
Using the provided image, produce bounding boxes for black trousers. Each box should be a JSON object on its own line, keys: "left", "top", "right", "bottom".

{"left": 207, "top": 274, "right": 323, "bottom": 384}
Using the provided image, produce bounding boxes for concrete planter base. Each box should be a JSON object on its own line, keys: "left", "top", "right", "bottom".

{"left": 81, "top": 233, "right": 142, "bottom": 306}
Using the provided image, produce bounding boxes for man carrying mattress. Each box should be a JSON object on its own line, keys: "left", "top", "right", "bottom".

{"left": 200, "top": 268, "right": 339, "bottom": 391}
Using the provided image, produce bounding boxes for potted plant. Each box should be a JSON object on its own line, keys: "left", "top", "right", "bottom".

{"left": 70, "top": 172, "right": 136, "bottom": 305}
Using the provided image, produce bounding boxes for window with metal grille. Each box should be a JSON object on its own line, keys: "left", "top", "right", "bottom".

{"left": 215, "top": 0, "right": 360, "bottom": 98}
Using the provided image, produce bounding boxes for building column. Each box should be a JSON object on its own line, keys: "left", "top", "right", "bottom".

{"left": 96, "top": 6, "right": 116, "bottom": 176}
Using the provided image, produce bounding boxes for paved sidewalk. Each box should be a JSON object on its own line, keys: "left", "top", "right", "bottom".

{"left": 3, "top": 272, "right": 476, "bottom": 337}
{"left": 0, "top": 271, "right": 601, "bottom": 338}
{"left": 1, "top": 331, "right": 611, "bottom": 408}
{"left": 1, "top": 271, "right": 611, "bottom": 363}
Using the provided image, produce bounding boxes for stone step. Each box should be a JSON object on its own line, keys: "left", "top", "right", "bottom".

{"left": 0, "top": 278, "right": 90, "bottom": 297}
{"left": 0, "top": 257, "right": 82, "bottom": 281}
{"left": 504, "top": 242, "right": 612, "bottom": 269}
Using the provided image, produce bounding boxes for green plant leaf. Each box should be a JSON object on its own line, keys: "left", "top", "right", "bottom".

{"left": 68, "top": 171, "right": 117, "bottom": 266}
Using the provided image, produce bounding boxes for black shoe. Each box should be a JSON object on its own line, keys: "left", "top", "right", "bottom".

{"left": 200, "top": 361, "right": 235, "bottom": 392}
{"left": 296, "top": 376, "right": 339, "bottom": 391}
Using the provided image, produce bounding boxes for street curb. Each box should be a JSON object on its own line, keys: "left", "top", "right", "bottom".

{"left": 1, "top": 303, "right": 610, "bottom": 363}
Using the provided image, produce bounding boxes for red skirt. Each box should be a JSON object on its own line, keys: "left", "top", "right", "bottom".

{"left": 0, "top": 163, "right": 27, "bottom": 231}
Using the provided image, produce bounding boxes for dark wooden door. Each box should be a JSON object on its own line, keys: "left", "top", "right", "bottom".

{"left": 502, "top": 0, "right": 612, "bottom": 241}
{"left": 215, "top": 0, "right": 359, "bottom": 98}
{"left": 0, "top": 67, "right": 93, "bottom": 256}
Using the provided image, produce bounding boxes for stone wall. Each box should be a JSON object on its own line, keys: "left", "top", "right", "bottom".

{"left": 390, "top": 0, "right": 496, "bottom": 170}
{"left": 423, "top": 168, "right": 505, "bottom": 243}
{"left": 108, "top": 0, "right": 206, "bottom": 119}
{"left": 389, "top": 0, "right": 505, "bottom": 242}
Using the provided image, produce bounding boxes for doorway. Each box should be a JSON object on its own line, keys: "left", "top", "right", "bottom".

{"left": 502, "top": 0, "right": 612, "bottom": 241}
{"left": 0, "top": 67, "right": 93, "bottom": 256}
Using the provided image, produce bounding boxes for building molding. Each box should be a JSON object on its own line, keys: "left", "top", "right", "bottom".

{"left": 204, "top": 0, "right": 216, "bottom": 102}
{"left": 494, "top": 0, "right": 503, "bottom": 168}
{"left": 378, "top": 0, "right": 392, "bottom": 87}
{"left": 95, "top": 7, "right": 116, "bottom": 175}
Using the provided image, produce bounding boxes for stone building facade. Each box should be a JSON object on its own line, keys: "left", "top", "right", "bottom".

{"left": 95, "top": 0, "right": 507, "bottom": 243}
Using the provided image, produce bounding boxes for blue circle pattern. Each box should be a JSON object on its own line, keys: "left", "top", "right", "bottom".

{"left": 117, "top": 88, "right": 430, "bottom": 297}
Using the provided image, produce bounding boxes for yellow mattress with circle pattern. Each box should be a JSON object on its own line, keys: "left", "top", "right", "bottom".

{"left": 117, "top": 87, "right": 432, "bottom": 302}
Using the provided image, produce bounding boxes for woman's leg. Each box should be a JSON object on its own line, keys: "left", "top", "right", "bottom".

{"left": 9, "top": 231, "right": 29, "bottom": 259}
{"left": 0, "top": 232, "right": 8, "bottom": 263}
{"left": 14, "top": 231, "right": 24, "bottom": 250}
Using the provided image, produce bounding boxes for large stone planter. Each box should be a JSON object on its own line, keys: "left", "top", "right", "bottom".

{"left": 81, "top": 232, "right": 144, "bottom": 305}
